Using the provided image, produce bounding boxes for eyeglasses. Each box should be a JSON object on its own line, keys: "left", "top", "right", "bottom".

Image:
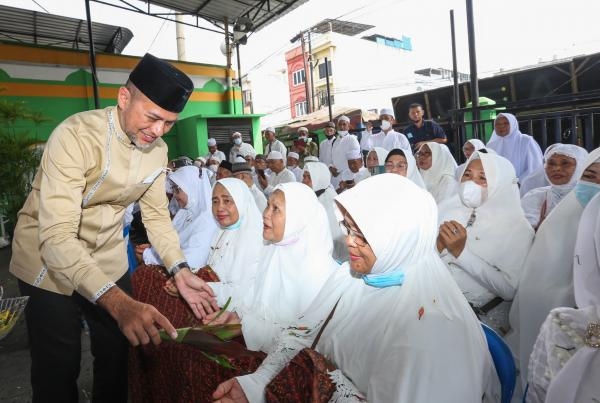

{"left": 339, "top": 219, "right": 368, "bottom": 247}
{"left": 384, "top": 162, "right": 408, "bottom": 170}
{"left": 415, "top": 151, "right": 431, "bottom": 158}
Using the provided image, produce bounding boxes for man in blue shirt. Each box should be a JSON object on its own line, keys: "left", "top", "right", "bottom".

{"left": 403, "top": 103, "right": 447, "bottom": 150}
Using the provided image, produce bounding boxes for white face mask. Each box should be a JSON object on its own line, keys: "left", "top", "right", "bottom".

{"left": 460, "top": 180, "right": 487, "bottom": 208}
{"left": 338, "top": 130, "right": 348, "bottom": 136}
{"left": 233, "top": 138, "right": 242, "bottom": 146}
{"left": 381, "top": 120, "right": 392, "bottom": 131}
{"left": 208, "top": 164, "right": 218, "bottom": 173}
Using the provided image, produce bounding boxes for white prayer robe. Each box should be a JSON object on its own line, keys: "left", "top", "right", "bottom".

{"left": 143, "top": 166, "right": 218, "bottom": 269}
{"left": 486, "top": 113, "right": 543, "bottom": 181}
{"left": 509, "top": 147, "right": 600, "bottom": 387}
{"left": 520, "top": 144, "right": 588, "bottom": 228}
{"left": 304, "top": 161, "right": 348, "bottom": 263}
{"left": 370, "top": 129, "right": 411, "bottom": 151}
{"left": 439, "top": 152, "right": 534, "bottom": 332}
{"left": 527, "top": 192, "right": 600, "bottom": 403}
{"left": 418, "top": 142, "right": 458, "bottom": 204}
{"left": 262, "top": 168, "right": 296, "bottom": 195}
{"left": 237, "top": 182, "right": 338, "bottom": 352}
{"left": 229, "top": 142, "right": 257, "bottom": 163}
{"left": 205, "top": 178, "right": 264, "bottom": 310}
{"left": 236, "top": 174, "right": 497, "bottom": 403}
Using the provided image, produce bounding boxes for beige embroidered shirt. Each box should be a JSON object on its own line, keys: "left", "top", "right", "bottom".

{"left": 10, "top": 106, "right": 184, "bottom": 301}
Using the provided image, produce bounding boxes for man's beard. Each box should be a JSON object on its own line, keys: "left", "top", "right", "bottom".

{"left": 127, "top": 132, "right": 154, "bottom": 150}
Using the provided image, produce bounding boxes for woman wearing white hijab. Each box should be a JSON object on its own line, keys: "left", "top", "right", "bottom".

{"left": 519, "top": 144, "right": 559, "bottom": 197}
{"left": 142, "top": 165, "right": 218, "bottom": 268}
{"left": 416, "top": 142, "right": 458, "bottom": 203}
{"left": 526, "top": 192, "right": 600, "bottom": 402}
{"left": 509, "top": 147, "right": 600, "bottom": 387}
{"left": 486, "top": 113, "right": 543, "bottom": 181}
{"left": 214, "top": 174, "right": 497, "bottom": 403}
{"left": 205, "top": 178, "right": 264, "bottom": 310}
{"left": 365, "top": 146, "right": 388, "bottom": 175}
{"left": 384, "top": 148, "right": 426, "bottom": 188}
{"left": 209, "top": 182, "right": 338, "bottom": 352}
{"left": 455, "top": 138, "right": 487, "bottom": 179}
{"left": 438, "top": 152, "right": 534, "bottom": 333}
{"left": 302, "top": 161, "right": 348, "bottom": 262}
{"left": 521, "top": 144, "right": 588, "bottom": 229}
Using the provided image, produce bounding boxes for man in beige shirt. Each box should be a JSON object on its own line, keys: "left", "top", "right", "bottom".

{"left": 9, "top": 53, "right": 218, "bottom": 402}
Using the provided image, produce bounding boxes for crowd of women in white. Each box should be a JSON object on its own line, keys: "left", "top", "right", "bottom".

{"left": 137, "top": 112, "right": 600, "bottom": 402}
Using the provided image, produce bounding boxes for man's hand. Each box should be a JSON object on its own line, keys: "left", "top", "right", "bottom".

{"left": 329, "top": 166, "right": 339, "bottom": 177}
{"left": 438, "top": 220, "right": 467, "bottom": 258}
{"left": 212, "top": 378, "right": 249, "bottom": 403}
{"left": 174, "top": 268, "right": 219, "bottom": 319}
{"left": 98, "top": 286, "right": 177, "bottom": 346}
{"left": 257, "top": 174, "right": 268, "bottom": 189}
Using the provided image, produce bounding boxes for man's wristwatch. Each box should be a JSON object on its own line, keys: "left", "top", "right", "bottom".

{"left": 169, "top": 262, "right": 190, "bottom": 277}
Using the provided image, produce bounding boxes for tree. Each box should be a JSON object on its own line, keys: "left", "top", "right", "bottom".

{"left": 0, "top": 92, "right": 50, "bottom": 236}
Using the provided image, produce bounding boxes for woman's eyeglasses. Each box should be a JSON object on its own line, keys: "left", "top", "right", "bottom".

{"left": 339, "top": 219, "right": 368, "bottom": 247}
{"left": 415, "top": 151, "right": 431, "bottom": 158}
{"left": 384, "top": 162, "right": 408, "bottom": 170}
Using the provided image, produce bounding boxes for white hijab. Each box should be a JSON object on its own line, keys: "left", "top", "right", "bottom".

{"left": 238, "top": 174, "right": 495, "bottom": 402}
{"left": 439, "top": 152, "right": 534, "bottom": 300}
{"left": 385, "top": 148, "right": 426, "bottom": 188}
{"left": 144, "top": 166, "right": 218, "bottom": 268}
{"left": 510, "top": 147, "right": 600, "bottom": 386}
{"left": 303, "top": 161, "right": 348, "bottom": 263}
{"left": 521, "top": 144, "right": 588, "bottom": 227}
{"left": 455, "top": 139, "right": 488, "bottom": 179}
{"left": 241, "top": 182, "right": 338, "bottom": 351}
{"left": 527, "top": 192, "right": 600, "bottom": 403}
{"left": 418, "top": 142, "right": 458, "bottom": 203}
{"left": 486, "top": 113, "right": 543, "bottom": 180}
{"left": 206, "top": 178, "right": 264, "bottom": 309}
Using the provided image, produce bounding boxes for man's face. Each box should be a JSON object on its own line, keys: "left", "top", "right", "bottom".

{"left": 325, "top": 127, "right": 336, "bottom": 137}
{"left": 117, "top": 85, "right": 178, "bottom": 149}
{"left": 208, "top": 145, "right": 217, "bottom": 153}
{"left": 232, "top": 133, "right": 242, "bottom": 144}
{"left": 266, "top": 131, "right": 276, "bottom": 142}
{"left": 268, "top": 158, "right": 285, "bottom": 173}
{"left": 408, "top": 106, "right": 424, "bottom": 123}
{"left": 347, "top": 158, "right": 363, "bottom": 173}
{"left": 337, "top": 120, "right": 349, "bottom": 131}
{"left": 287, "top": 156, "right": 298, "bottom": 168}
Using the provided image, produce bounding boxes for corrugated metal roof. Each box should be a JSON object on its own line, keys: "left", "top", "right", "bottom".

{"left": 311, "top": 19, "right": 374, "bottom": 36}
{"left": 123, "top": 0, "right": 308, "bottom": 32}
{"left": 0, "top": 4, "right": 133, "bottom": 53}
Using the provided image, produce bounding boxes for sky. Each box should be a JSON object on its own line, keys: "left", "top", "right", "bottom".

{"left": 2, "top": 0, "right": 600, "bottom": 122}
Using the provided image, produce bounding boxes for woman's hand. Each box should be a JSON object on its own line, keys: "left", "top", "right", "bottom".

{"left": 438, "top": 220, "right": 467, "bottom": 258}
{"left": 174, "top": 268, "right": 219, "bottom": 319}
{"left": 135, "top": 243, "right": 151, "bottom": 263}
{"left": 163, "top": 278, "right": 179, "bottom": 297}
{"left": 212, "top": 378, "right": 248, "bottom": 403}
{"left": 204, "top": 310, "right": 241, "bottom": 327}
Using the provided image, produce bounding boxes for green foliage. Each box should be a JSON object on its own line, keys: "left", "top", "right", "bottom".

{"left": 0, "top": 96, "right": 47, "bottom": 234}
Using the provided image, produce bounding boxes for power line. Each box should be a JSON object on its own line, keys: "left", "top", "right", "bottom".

{"left": 147, "top": 12, "right": 171, "bottom": 53}
{"left": 31, "top": 0, "right": 49, "bottom": 13}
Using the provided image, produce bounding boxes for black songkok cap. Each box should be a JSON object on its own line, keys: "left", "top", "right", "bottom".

{"left": 219, "top": 160, "right": 233, "bottom": 171}
{"left": 232, "top": 162, "right": 252, "bottom": 173}
{"left": 129, "top": 53, "right": 194, "bottom": 113}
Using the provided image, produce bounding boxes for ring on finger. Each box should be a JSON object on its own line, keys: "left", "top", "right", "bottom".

{"left": 452, "top": 228, "right": 458, "bottom": 235}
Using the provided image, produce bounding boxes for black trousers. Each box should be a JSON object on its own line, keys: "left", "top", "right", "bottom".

{"left": 19, "top": 274, "right": 131, "bottom": 403}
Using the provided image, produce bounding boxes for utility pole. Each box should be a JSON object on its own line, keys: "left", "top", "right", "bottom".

{"left": 466, "top": 0, "right": 480, "bottom": 138}
{"left": 300, "top": 32, "right": 312, "bottom": 114}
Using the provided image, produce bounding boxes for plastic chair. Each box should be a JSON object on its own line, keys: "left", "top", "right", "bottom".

{"left": 482, "top": 323, "right": 516, "bottom": 403}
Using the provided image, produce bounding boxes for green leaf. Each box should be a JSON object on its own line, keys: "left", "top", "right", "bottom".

{"left": 200, "top": 352, "right": 236, "bottom": 369}
{"left": 158, "top": 326, "right": 191, "bottom": 343}
{"left": 205, "top": 296, "right": 232, "bottom": 325}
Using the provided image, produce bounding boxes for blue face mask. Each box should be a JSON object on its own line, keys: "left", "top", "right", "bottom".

{"left": 224, "top": 218, "right": 242, "bottom": 230}
{"left": 362, "top": 270, "right": 405, "bottom": 288}
{"left": 574, "top": 181, "right": 600, "bottom": 207}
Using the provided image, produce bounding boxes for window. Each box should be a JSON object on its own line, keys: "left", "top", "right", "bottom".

{"left": 318, "top": 61, "right": 332, "bottom": 79}
{"left": 318, "top": 91, "right": 334, "bottom": 108}
{"left": 295, "top": 101, "right": 308, "bottom": 116}
{"left": 292, "top": 69, "right": 306, "bottom": 86}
